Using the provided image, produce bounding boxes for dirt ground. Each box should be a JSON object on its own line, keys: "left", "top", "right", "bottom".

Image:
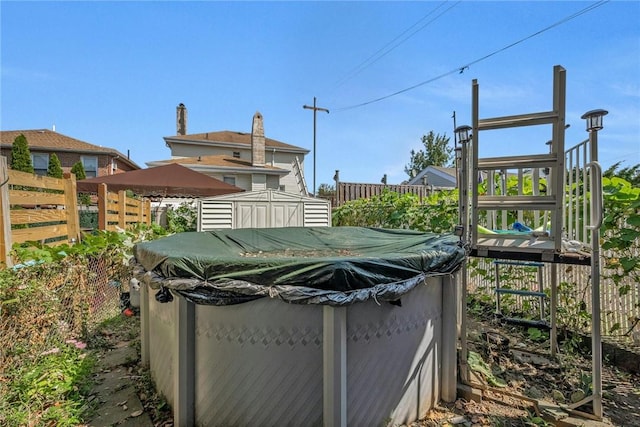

{"left": 412, "top": 315, "right": 640, "bottom": 426}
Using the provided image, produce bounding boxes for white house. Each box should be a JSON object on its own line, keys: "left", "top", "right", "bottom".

{"left": 147, "top": 104, "right": 310, "bottom": 195}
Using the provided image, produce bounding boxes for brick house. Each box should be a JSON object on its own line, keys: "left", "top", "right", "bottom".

{"left": 147, "top": 104, "right": 310, "bottom": 195}
{"left": 0, "top": 129, "right": 140, "bottom": 177}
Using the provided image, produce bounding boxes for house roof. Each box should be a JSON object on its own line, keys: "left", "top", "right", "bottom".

{"left": 165, "top": 130, "right": 308, "bottom": 153}
{"left": 0, "top": 129, "right": 140, "bottom": 169}
{"left": 429, "top": 166, "right": 456, "bottom": 177}
{"left": 407, "top": 165, "right": 457, "bottom": 186}
{"left": 76, "top": 163, "right": 244, "bottom": 198}
{"left": 148, "top": 154, "right": 288, "bottom": 174}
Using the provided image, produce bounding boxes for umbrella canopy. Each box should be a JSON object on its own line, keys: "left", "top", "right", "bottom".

{"left": 76, "top": 163, "right": 244, "bottom": 197}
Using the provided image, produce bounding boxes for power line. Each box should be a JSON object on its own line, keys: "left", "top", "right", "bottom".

{"left": 333, "top": 0, "right": 610, "bottom": 112}
{"left": 332, "top": 1, "right": 461, "bottom": 92}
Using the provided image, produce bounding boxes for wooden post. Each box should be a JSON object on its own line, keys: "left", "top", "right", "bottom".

{"left": 63, "top": 172, "right": 80, "bottom": 243}
{"left": 0, "top": 157, "right": 12, "bottom": 268}
{"left": 118, "top": 190, "right": 126, "bottom": 229}
{"left": 145, "top": 199, "right": 151, "bottom": 226}
{"left": 137, "top": 198, "right": 144, "bottom": 225}
{"left": 98, "top": 183, "right": 107, "bottom": 230}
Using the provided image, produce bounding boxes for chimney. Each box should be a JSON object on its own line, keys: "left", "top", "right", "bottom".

{"left": 176, "top": 103, "right": 187, "bottom": 136}
{"left": 251, "top": 111, "right": 265, "bottom": 166}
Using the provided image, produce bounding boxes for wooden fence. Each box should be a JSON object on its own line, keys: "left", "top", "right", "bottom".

{"left": 97, "top": 183, "right": 151, "bottom": 231}
{"left": 0, "top": 158, "right": 80, "bottom": 267}
{"left": 335, "top": 181, "right": 449, "bottom": 207}
{"left": 0, "top": 157, "right": 151, "bottom": 268}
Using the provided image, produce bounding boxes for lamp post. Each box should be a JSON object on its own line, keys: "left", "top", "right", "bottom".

{"left": 581, "top": 109, "right": 608, "bottom": 163}
{"left": 303, "top": 97, "right": 329, "bottom": 196}
{"left": 455, "top": 125, "right": 472, "bottom": 237}
{"left": 454, "top": 125, "right": 472, "bottom": 145}
{"left": 454, "top": 125, "right": 472, "bottom": 383}
{"left": 581, "top": 108, "right": 607, "bottom": 419}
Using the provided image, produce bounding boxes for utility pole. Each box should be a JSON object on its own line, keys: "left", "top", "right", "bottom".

{"left": 303, "top": 97, "right": 329, "bottom": 196}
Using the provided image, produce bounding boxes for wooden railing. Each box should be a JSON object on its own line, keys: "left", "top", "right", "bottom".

{"left": 97, "top": 183, "right": 151, "bottom": 231}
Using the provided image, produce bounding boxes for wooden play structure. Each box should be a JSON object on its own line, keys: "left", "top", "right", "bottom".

{"left": 456, "top": 65, "right": 607, "bottom": 419}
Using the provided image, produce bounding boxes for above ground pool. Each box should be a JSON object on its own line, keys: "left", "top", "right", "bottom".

{"left": 133, "top": 226, "right": 465, "bottom": 426}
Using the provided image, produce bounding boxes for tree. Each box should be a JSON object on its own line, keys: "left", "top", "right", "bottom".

{"left": 404, "top": 131, "right": 452, "bottom": 179}
{"left": 47, "top": 153, "right": 64, "bottom": 178}
{"left": 317, "top": 183, "right": 335, "bottom": 197}
{"left": 72, "top": 161, "right": 92, "bottom": 205}
{"left": 71, "top": 161, "right": 87, "bottom": 180}
{"left": 604, "top": 161, "right": 640, "bottom": 187}
{"left": 10, "top": 133, "right": 34, "bottom": 173}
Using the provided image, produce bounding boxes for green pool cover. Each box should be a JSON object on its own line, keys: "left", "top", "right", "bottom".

{"left": 133, "top": 226, "right": 465, "bottom": 306}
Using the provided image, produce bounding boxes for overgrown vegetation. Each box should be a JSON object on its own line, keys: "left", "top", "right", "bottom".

{"left": 0, "top": 225, "right": 164, "bottom": 426}
{"left": 333, "top": 172, "right": 640, "bottom": 338}
{"left": 600, "top": 175, "right": 640, "bottom": 335}
{"left": 165, "top": 201, "right": 198, "bottom": 233}
{"left": 333, "top": 188, "right": 458, "bottom": 234}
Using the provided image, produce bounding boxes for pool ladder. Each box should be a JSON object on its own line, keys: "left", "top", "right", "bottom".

{"left": 494, "top": 260, "right": 549, "bottom": 330}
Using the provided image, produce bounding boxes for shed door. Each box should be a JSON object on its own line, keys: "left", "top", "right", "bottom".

{"left": 271, "top": 202, "right": 302, "bottom": 228}
{"left": 237, "top": 203, "right": 268, "bottom": 228}
{"left": 236, "top": 201, "right": 302, "bottom": 228}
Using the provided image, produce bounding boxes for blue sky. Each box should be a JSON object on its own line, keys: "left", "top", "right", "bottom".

{"left": 1, "top": 1, "right": 638, "bottom": 190}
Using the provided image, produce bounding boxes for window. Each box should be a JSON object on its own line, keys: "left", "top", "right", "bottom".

{"left": 232, "top": 151, "right": 240, "bottom": 159}
{"left": 81, "top": 156, "right": 98, "bottom": 178}
{"left": 223, "top": 176, "right": 236, "bottom": 186}
{"left": 31, "top": 153, "right": 49, "bottom": 176}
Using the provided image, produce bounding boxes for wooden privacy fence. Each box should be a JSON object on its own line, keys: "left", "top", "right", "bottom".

{"left": 0, "top": 157, "right": 152, "bottom": 268}
{"left": 0, "top": 157, "right": 80, "bottom": 268}
{"left": 335, "top": 181, "right": 449, "bottom": 207}
{"left": 97, "top": 183, "right": 151, "bottom": 231}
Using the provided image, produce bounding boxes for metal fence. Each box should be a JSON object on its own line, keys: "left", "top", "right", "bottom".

{"left": 0, "top": 253, "right": 129, "bottom": 374}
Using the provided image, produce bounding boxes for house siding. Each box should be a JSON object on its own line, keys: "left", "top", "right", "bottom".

{"left": 169, "top": 146, "right": 305, "bottom": 194}
{"left": 1, "top": 148, "right": 136, "bottom": 177}
{"left": 161, "top": 108, "right": 309, "bottom": 195}
{"left": 423, "top": 172, "right": 455, "bottom": 188}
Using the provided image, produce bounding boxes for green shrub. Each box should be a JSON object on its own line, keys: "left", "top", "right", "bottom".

{"left": 47, "top": 153, "right": 64, "bottom": 178}
{"left": 332, "top": 188, "right": 458, "bottom": 234}
{"left": 166, "top": 201, "right": 197, "bottom": 233}
{"left": 10, "top": 134, "right": 34, "bottom": 173}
